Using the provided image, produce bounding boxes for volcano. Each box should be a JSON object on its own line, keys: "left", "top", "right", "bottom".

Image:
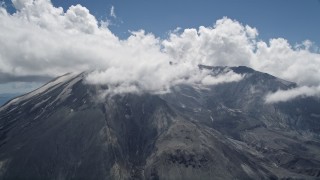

{"left": 0, "top": 66, "right": 320, "bottom": 179}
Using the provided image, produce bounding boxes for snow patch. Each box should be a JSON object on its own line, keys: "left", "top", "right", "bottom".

{"left": 241, "top": 164, "right": 255, "bottom": 177}
{"left": 30, "top": 96, "right": 51, "bottom": 112}
{"left": 180, "top": 93, "right": 199, "bottom": 101}
{"left": 218, "top": 104, "right": 242, "bottom": 113}
{"left": 56, "top": 75, "right": 83, "bottom": 102}
{"left": 180, "top": 103, "right": 186, "bottom": 108}
{"left": 210, "top": 115, "right": 214, "bottom": 122}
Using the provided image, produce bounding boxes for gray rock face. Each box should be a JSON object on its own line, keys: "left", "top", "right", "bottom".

{"left": 0, "top": 66, "right": 320, "bottom": 179}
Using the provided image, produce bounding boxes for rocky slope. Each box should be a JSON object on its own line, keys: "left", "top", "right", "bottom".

{"left": 0, "top": 66, "right": 319, "bottom": 179}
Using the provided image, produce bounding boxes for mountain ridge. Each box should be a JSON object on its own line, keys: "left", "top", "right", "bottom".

{"left": 0, "top": 65, "right": 319, "bottom": 179}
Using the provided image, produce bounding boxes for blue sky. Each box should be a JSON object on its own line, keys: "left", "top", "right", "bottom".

{"left": 4, "top": 0, "right": 319, "bottom": 44}
{"left": 47, "top": 0, "right": 320, "bottom": 45}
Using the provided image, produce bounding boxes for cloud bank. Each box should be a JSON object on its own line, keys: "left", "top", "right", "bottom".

{"left": 265, "top": 86, "right": 320, "bottom": 103}
{"left": 0, "top": 0, "right": 320, "bottom": 99}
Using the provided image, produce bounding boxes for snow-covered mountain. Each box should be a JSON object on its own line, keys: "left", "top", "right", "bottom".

{"left": 0, "top": 66, "right": 320, "bottom": 179}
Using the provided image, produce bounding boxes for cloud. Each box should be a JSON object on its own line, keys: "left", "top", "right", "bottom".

{"left": 162, "top": 17, "right": 258, "bottom": 67}
{"left": 0, "top": 1, "right": 6, "bottom": 8}
{"left": 162, "top": 18, "right": 320, "bottom": 102}
{"left": 252, "top": 38, "right": 320, "bottom": 87}
{"left": 200, "top": 71, "right": 243, "bottom": 86}
{"left": 0, "top": 0, "right": 319, "bottom": 99}
{"left": 253, "top": 38, "right": 320, "bottom": 103}
{"left": 265, "top": 86, "right": 320, "bottom": 103}
{"left": 0, "top": 0, "right": 244, "bottom": 95}
{"left": 110, "top": 5, "right": 116, "bottom": 18}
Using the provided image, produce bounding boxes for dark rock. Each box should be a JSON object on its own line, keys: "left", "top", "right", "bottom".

{"left": 0, "top": 66, "right": 319, "bottom": 179}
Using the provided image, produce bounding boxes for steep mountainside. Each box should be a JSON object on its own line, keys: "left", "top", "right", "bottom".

{"left": 0, "top": 66, "right": 320, "bottom": 179}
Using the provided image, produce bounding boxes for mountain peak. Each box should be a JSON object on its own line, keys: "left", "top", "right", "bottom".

{"left": 0, "top": 66, "right": 319, "bottom": 179}
{"left": 230, "top": 66, "right": 255, "bottom": 74}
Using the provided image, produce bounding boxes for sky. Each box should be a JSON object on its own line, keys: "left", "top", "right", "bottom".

{"left": 0, "top": 0, "right": 320, "bottom": 103}
{"left": 57, "top": 0, "right": 320, "bottom": 44}
{"left": 3, "top": 0, "right": 320, "bottom": 44}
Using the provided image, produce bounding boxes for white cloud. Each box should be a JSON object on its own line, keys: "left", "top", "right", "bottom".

{"left": 162, "top": 18, "right": 320, "bottom": 102}
{"left": 265, "top": 86, "right": 320, "bottom": 103}
{"left": 110, "top": 5, "right": 116, "bottom": 18}
{"left": 252, "top": 38, "right": 320, "bottom": 87}
{"left": 12, "top": 0, "right": 33, "bottom": 10}
{"left": 0, "top": 1, "right": 6, "bottom": 8}
{"left": 162, "top": 17, "right": 257, "bottom": 67}
{"left": 201, "top": 71, "right": 243, "bottom": 86}
{"left": 0, "top": 0, "right": 320, "bottom": 99}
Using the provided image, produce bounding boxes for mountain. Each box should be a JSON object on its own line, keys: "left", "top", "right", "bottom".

{"left": 0, "top": 66, "right": 320, "bottom": 179}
